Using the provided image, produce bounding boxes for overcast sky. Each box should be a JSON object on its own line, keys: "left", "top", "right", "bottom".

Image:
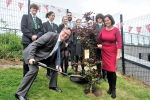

{"left": 35, "top": 0, "right": 150, "bottom": 21}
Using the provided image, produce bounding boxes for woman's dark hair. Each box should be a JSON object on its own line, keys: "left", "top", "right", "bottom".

{"left": 45, "top": 11, "right": 54, "bottom": 18}
{"left": 104, "top": 14, "right": 115, "bottom": 25}
{"left": 95, "top": 13, "right": 104, "bottom": 22}
{"left": 29, "top": 3, "right": 39, "bottom": 10}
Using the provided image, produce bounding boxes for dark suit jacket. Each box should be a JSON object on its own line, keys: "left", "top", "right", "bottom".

{"left": 58, "top": 23, "right": 73, "bottom": 50}
{"left": 93, "top": 23, "right": 105, "bottom": 42}
{"left": 93, "top": 23, "right": 105, "bottom": 34}
{"left": 21, "top": 14, "right": 44, "bottom": 45}
{"left": 23, "top": 32, "right": 65, "bottom": 66}
{"left": 43, "top": 21, "right": 59, "bottom": 34}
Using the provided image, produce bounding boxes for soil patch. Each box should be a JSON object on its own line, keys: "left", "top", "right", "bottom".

{"left": 0, "top": 59, "right": 22, "bottom": 70}
{"left": 83, "top": 87, "right": 103, "bottom": 98}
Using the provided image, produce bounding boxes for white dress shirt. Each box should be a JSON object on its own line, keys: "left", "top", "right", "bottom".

{"left": 46, "top": 35, "right": 61, "bottom": 58}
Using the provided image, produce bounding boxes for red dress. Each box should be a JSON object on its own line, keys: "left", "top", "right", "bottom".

{"left": 97, "top": 27, "right": 122, "bottom": 72}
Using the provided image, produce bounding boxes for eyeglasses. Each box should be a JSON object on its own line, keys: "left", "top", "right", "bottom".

{"left": 63, "top": 30, "right": 70, "bottom": 37}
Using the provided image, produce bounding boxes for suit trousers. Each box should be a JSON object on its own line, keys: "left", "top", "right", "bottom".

{"left": 16, "top": 57, "right": 58, "bottom": 97}
{"left": 23, "top": 44, "right": 29, "bottom": 76}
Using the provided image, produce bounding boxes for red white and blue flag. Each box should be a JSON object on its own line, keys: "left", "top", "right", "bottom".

{"left": 58, "top": 9, "right": 61, "bottom": 13}
{"left": 18, "top": 2, "right": 23, "bottom": 10}
{"left": 116, "top": 23, "right": 119, "bottom": 29}
{"left": 128, "top": 26, "right": 133, "bottom": 34}
{"left": 136, "top": 27, "right": 142, "bottom": 35}
{"left": 120, "top": 22, "right": 124, "bottom": 29}
{"left": 146, "top": 24, "right": 150, "bottom": 33}
{"left": 51, "top": 5, "right": 55, "bottom": 8}
{"left": 6, "top": 0, "right": 12, "bottom": 7}
{"left": 44, "top": 5, "right": 48, "bottom": 12}
{"left": 38, "top": 5, "right": 41, "bottom": 12}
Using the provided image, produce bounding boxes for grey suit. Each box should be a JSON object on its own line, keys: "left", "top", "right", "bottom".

{"left": 16, "top": 32, "right": 65, "bottom": 97}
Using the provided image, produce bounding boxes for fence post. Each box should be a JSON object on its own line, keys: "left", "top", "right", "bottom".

{"left": 66, "top": 9, "right": 69, "bottom": 14}
{"left": 28, "top": 0, "right": 30, "bottom": 15}
{"left": 120, "top": 14, "right": 125, "bottom": 75}
{"left": 139, "top": 53, "right": 141, "bottom": 59}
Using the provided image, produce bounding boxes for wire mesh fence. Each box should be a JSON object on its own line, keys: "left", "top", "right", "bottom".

{"left": 116, "top": 13, "right": 150, "bottom": 86}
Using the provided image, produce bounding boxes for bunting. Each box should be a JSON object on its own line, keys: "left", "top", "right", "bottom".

{"left": 146, "top": 24, "right": 150, "bottom": 33}
{"left": 44, "top": 5, "right": 48, "bottom": 12}
{"left": 116, "top": 23, "right": 120, "bottom": 29}
{"left": 116, "top": 22, "right": 124, "bottom": 29}
{"left": 18, "top": 2, "right": 23, "bottom": 11}
{"left": 128, "top": 26, "right": 133, "bottom": 34}
{"left": 6, "top": 0, "right": 12, "bottom": 7}
{"left": 120, "top": 22, "right": 124, "bottom": 29}
{"left": 38, "top": 5, "right": 41, "bottom": 12}
{"left": 51, "top": 5, "right": 55, "bottom": 8}
{"left": 74, "top": 16, "right": 76, "bottom": 18}
{"left": 58, "top": 9, "right": 61, "bottom": 13}
{"left": 136, "top": 27, "right": 142, "bottom": 35}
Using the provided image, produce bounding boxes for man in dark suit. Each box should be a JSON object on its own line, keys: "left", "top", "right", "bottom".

{"left": 67, "top": 12, "right": 76, "bottom": 69}
{"left": 93, "top": 13, "right": 108, "bottom": 82}
{"left": 15, "top": 27, "right": 72, "bottom": 100}
{"left": 21, "top": 3, "right": 44, "bottom": 78}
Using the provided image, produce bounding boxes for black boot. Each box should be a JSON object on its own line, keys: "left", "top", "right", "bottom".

{"left": 107, "top": 72, "right": 112, "bottom": 95}
{"left": 111, "top": 89, "right": 116, "bottom": 99}
{"left": 107, "top": 84, "right": 112, "bottom": 95}
{"left": 111, "top": 74, "right": 117, "bottom": 99}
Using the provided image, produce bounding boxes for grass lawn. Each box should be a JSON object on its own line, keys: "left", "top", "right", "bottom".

{"left": 0, "top": 67, "right": 150, "bottom": 100}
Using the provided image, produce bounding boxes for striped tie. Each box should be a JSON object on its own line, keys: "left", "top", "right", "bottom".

{"left": 33, "top": 16, "right": 37, "bottom": 29}
{"left": 51, "top": 23, "right": 53, "bottom": 29}
{"left": 99, "top": 25, "right": 101, "bottom": 30}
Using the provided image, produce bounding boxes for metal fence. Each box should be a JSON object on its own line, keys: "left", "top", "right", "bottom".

{"left": 0, "top": 0, "right": 83, "bottom": 36}
{"left": 116, "top": 13, "right": 150, "bottom": 86}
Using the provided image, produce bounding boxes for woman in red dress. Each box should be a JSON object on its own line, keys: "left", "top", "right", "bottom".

{"left": 97, "top": 14, "right": 121, "bottom": 99}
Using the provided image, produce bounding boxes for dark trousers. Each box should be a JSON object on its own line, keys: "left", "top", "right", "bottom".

{"left": 69, "top": 49, "right": 75, "bottom": 66}
{"left": 95, "top": 48, "right": 107, "bottom": 78}
{"left": 23, "top": 44, "right": 29, "bottom": 77}
{"left": 75, "top": 56, "right": 84, "bottom": 72}
{"left": 61, "top": 48, "right": 69, "bottom": 73}
{"left": 107, "top": 71, "right": 117, "bottom": 91}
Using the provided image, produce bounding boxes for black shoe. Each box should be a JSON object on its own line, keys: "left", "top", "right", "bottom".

{"left": 34, "top": 79, "right": 37, "bottom": 82}
{"left": 49, "top": 87, "right": 62, "bottom": 92}
{"left": 46, "top": 74, "right": 51, "bottom": 80}
{"left": 111, "top": 90, "right": 116, "bottom": 99}
{"left": 103, "top": 77, "right": 108, "bottom": 82}
{"left": 15, "top": 93, "right": 28, "bottom": 100}
{"left": 107, "top": 88, "right": 112, "bottom": 95}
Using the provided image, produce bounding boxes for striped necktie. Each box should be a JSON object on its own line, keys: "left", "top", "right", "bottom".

{"left": 57, "top": 41, "right": 61, "bottom": 68}
{"left": 99, "top": 25, "right": 101, "bottom": 30}
{"left": 51, "top": 23, "right": 53, "bottom": 29}
{"left": 33, "top": 16, "right": 37, "bottom": 29}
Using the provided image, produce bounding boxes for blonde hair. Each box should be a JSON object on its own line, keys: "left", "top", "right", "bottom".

{"left": 62, "top": 16, "right": 68, "bottom": 23}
